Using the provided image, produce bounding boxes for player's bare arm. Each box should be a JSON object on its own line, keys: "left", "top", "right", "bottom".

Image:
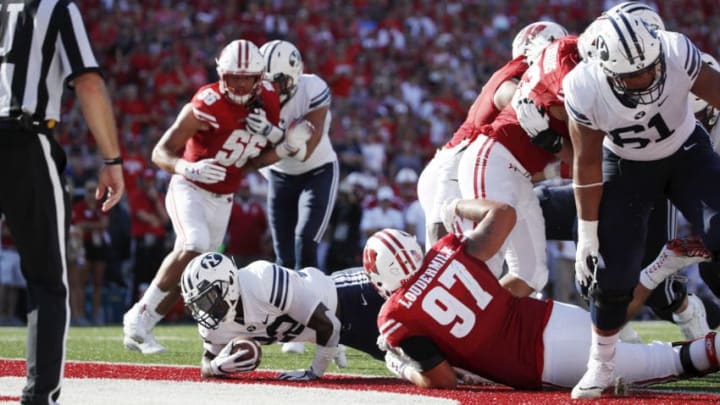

{"left": 690, "top": 63, "right": 720, "bottom": 110}
{"left": 459, "top": 199, "right": 517, "bottom": 261}
{"left": 301, "top": 105, "right": 329, "bottom": 159}
{"left": 151, "top": 103, "right": 209, "bottom": 173}
{"left": 568, "top": 119, "right": 604, "bottom": 221}
{"left": 305, "top": 302, "right": 340, "bottom": 346}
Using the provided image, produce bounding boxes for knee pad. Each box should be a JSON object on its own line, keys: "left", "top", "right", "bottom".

{"left": 589, "top": 287, "right": 633, "bottom": 330}
{"left": 647, "top": 276, "right": 688, "bottom": 321}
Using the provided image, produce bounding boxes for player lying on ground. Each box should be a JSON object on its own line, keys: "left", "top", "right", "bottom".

{"left": 180, "top": 253, "right": 384, "bottom": 380}
{"left": 362, "top": 200, "right": 720, "bottom": 393}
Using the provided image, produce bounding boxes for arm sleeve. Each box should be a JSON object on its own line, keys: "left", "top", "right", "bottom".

{"left": 562, "top": 70, "right": 599, "bottom": 130}
{"left": 399, "top": 336, "right": 445, "bottom": 372}
{"left": 258, "top": 264, "right": 321, "bottom": 325}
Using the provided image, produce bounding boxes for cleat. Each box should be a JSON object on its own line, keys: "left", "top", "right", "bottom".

{"left": 673, "top": 294, "right": 710, "bottom": 340}
{"left": 124, "top": 334, "right": 166, "bottom": 354}
{"left": 639, "top": 238, "right": 712, "bottom": 290}
{"left": 123, "top": 304, "right": 164, "bottom": 354}
{"left": 571, "top": 359, "right": 615, "bottom": 399}
{"left": 281, "top": 341, "right": 306, "bottom": 354}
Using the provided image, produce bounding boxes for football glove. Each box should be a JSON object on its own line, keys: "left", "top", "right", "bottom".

{"left": 276, "top": 120, "right": 313, "bottom": 160}
{"left": 309, "top": 344, "right": 337, "bottom": 377}
{"left": 514, "top": 97, "right": 562, "bottom": 153}
{"left": 277, "top": 368, "right": 319, "bottom": 381}
{"left": 384, "top": 350, "right": 418, "bottom": 382}
{"left": 209, "top": 340, "right": 258, "bottom": 375}
{"left": 246, "top": 108, "right": 284, "bottom": 143}
{"left": 175, "top": 158, "right": 226, "bottom": 184}
{"left": 575, "top": 220, "right": 600, "bottom": 287}
{"left": 439, "top": 198, "right": 461, "bottom": 235}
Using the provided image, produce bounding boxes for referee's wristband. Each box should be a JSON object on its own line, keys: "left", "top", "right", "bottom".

{"left": 103, "top": 156, "right": 123, "bottom": 165}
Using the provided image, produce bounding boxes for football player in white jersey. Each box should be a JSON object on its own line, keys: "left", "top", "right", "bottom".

{"left": 248, "top": 40, "right": 339, "bottom": 277}
{"left": 180, "top": 253, "right": 384, "bottom": 380}
{"left": 563, "top": 9, "right": 720, "bottom": 399}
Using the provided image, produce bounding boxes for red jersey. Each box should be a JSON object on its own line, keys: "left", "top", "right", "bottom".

{"left": 483, "top": 37, "right": 580, "bottom": 175}
{"left": 128, "top": 188, "right": 166, "bottom": 238}
{"left": 445, "top": 56, "right": 528, "bottom": 149}
{"left": 71, "top": 199, "right": 107, "bottom": 242}
{"left": 226, "top": 200, "right": 268, "bottom": 256}
{"left": 377, "top": 233, "right": 553, "bottom": 389}
{"left": 183, "top": 82, "right": 280, "bottom": 194}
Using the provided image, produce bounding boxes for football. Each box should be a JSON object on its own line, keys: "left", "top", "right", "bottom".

{"left": 230, "top": 337, "right": 262, "bottom": 369}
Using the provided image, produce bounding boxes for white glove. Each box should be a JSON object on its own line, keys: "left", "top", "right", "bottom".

{"left": 440, "top": 198, "right": 461, "bottom": 235}
{"left": 513, "top": 97, "right": 549, "bottom": 138}
{"left": 376, "top": 334, "right": 389, "bottom": 352}
{"left": 309, "top": 344, "right": 337, "bottom": 377}
{"left": 275, "top": 120, "right": 313, "bottom": 160}
{"left": 384, "top": 350, "right": 417, "bottom": 381}
{"left": 246, "top": 108, "right": 284, "bottom": 143}
{"left": 333, "top": 344, "right": 348, "bottom": 369}
{"left": 575, "top": 220, "right": 600, "bottom": 287}
{"left": 209, "top": 340, "right": 259, "bottom": 375}
{"left": 175, "top": 159, "right": 226, "bottom": 184}
{"left": 277, "top": 368, "right": 318, "bottom": 381}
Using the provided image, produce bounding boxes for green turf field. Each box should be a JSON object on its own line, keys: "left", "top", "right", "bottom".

{"left": 0, "top": 321, "right": 717, "bottom": 391}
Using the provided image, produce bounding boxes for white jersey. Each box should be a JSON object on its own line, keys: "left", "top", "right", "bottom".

{"left": 564, "top": 30, "right": 702, "bottom": 161}
{"left": 199, "top": 260, "right": 337, "bottom": 355}
{"left": 271, "top": 74, "right": 337, "bottom": 174}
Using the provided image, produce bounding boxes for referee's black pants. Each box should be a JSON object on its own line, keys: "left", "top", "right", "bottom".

{"left": 0, "top": 130, "right": 69, "bottom": 405}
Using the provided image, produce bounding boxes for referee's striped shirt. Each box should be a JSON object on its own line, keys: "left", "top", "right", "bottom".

{"left": 0, "top": 0, "right": 100, "bottom": 122}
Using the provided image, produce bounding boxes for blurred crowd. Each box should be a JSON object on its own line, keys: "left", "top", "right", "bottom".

{"left": 1, "top": 0, "right": 719, "bottom": 325}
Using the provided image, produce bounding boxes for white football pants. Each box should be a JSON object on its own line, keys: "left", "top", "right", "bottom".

{"left": 457, "top": 134, "right": 548, "bottom": 291}
{"left": 165, "top": 175, "right": 233, "bottom": 253}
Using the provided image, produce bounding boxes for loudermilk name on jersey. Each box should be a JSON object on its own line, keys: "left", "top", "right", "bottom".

{"left": 563, "top": 30, "right": 702, "bottom": 161}
{"left": 397, "top": 247, "right": 452, "bottom": 309}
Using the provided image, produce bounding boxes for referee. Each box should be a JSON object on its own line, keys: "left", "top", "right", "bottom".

{"left": 0, "top": 2, "right": 124, "bottom": 405}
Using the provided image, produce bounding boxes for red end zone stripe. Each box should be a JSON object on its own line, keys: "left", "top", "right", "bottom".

{"left": 1, "top": 359, "right": 716, "bottom": 404}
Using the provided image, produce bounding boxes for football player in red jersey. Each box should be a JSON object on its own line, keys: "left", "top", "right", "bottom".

{"left": 452, "top": 27, "right": 573, "bottom": 298}
{"left": 364, "top": 201, "right": 720, "bottom": 394}
{"left": 122, "top": 39, "right": 309, "bottom": 354}
{"left": 417, "top": 22, "right": 568, "bottom": 250}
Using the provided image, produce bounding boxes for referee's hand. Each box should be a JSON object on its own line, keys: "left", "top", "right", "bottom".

{"left": 97, "top": 164, "right": 125, "bottom": 212}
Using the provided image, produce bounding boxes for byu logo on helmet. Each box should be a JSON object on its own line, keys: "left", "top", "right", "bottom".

{"left": 201, "top": 253, "right": 224, "bottom": 269}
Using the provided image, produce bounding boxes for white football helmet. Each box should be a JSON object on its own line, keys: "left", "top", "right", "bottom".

{"left": 595, "top": 10, "right": 665, "bottom": 105}
{"left": 607, "top": 1, "right": 665, "bottom": 31}
{"left": 689, "top": 53, "right": 720, "bottom": 126}
{"left": 511, "top": 21, "right": 568, "bottom": 65}
{"left": 181, "top": 252, "right": 240, "bottom": 329}
{"left": 363, "top": 229, "right": 424, "bottom": 299}
{"left": 259, "top": 40, "right": 304, "bottom": 104}
{"left": 216, "top": 39, "right": 265, "bottom": 105}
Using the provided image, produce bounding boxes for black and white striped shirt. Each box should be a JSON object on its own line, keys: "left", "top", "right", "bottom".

{"left": 0, "top": 0, "right": 100, "bottom": 121}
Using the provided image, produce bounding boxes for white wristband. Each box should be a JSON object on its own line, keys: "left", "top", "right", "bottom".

{"left": 267, "top": 126, "right": 284, "bottom": 144}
